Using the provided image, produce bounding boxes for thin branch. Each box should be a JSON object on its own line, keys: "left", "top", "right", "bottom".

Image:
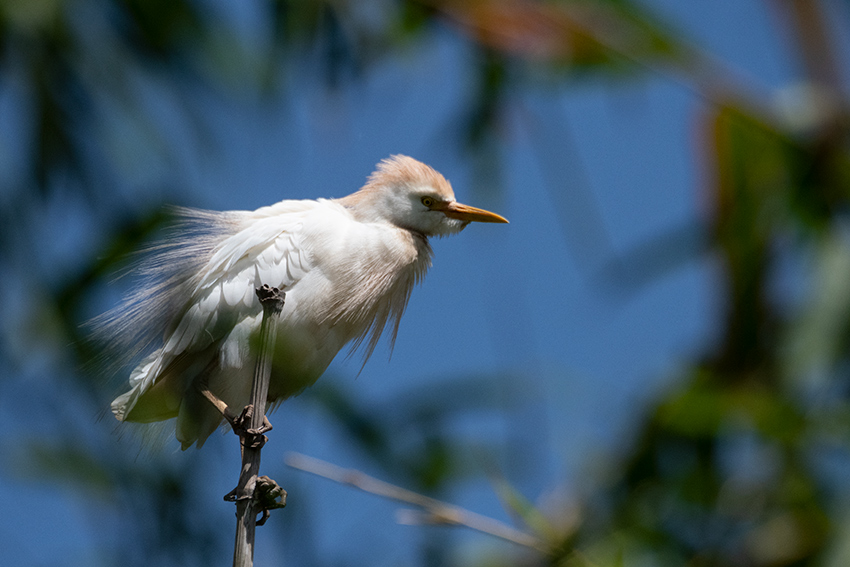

{"left": 284, "top": 451, "right": 548, "bottom": 552}
{"left": 232, "top": 285, "right": 285, "bottom": 567}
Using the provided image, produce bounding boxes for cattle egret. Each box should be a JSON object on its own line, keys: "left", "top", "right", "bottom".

{"left": 102, "top": 155, "right": 508, "bottom": 449}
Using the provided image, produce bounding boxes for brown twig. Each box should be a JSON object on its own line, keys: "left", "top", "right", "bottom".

{"left": 231, "top": 285, "right": 286, "bottom": 567}
{"left": 284, "top": 451, "right": 547, "bottom": 552}
{"left": 780, "top": 0, "right": 844, "bottom": 92}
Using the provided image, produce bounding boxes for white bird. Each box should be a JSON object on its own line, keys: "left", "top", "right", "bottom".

{"left": 101, "top": 155, "right": 508, "bottom": 449}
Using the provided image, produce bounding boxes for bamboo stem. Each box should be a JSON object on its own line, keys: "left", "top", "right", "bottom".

{"left": 232, "top": 285, "right": 285, "bottom": 567}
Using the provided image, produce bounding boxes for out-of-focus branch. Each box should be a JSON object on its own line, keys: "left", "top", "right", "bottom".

{"left": 772, "top": 0, "right": 847, "bottom": 143}
{"left": 781, "top": 0, "right": 843, "bottom": 92}
{"left": 428, "top": 0, "right": 776, "bottom": 118}
{"left": 285, "top": 452, "right": 548, "bottom": 552}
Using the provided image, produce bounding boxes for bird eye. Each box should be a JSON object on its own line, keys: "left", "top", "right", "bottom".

{"left": 421, "top": 197, "right": 435, "bottom": 208}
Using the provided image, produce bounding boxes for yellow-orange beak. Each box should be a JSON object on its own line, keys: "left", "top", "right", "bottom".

{"left": 438, "top": 201, "right": 509, "bottom": 224}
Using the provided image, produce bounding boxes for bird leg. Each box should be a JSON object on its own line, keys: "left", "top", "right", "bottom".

{"left": 197, "top": 380, "right": 239, "bottom": 424}
{"left": 195, "top": 376, "right": 272, "bottom": 449}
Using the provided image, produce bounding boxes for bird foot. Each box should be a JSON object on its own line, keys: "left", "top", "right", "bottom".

{"left": 255, "top": 475, "right": 287, "bottom": 525}
{"left": 223, "top": 475, "right": 287, "bottom": 526}
{"left": 231, "top": 404, "right": 273, "bottom": 449}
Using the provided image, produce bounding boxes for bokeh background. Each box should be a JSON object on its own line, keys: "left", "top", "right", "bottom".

{"left": 3, "top": 0, "right": 850, "bottom": 565}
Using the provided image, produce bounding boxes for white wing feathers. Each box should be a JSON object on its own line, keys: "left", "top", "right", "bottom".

{"left": 110, "top": 203, "right": 316, "bottom": 423}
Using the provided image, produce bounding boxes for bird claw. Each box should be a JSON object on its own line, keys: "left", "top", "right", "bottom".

{"left": 231, "top": 404, "right": 273, "bottom": 449}
{"left": 223, "top": 475, "right": 286, "bottom": 526}
{"left": 223, "top": 487, "right": 241, "bottom": 503}
{"left": 255, "top": 284, "right": 285, "bottom": 304}
{"left": 255, "top": 475, "right": 287, "bottom": 526}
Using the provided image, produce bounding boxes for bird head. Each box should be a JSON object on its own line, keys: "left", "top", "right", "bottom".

{"left": 343, "top": 155, "right": 508, "bottom": 237}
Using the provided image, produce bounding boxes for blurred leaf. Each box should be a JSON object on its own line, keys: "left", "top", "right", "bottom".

{"left": 656, "top": 372, "right": 805, "bottom": 442}
{"left": 7, "top": 443, "right": 114, "bottom": 495}
{"left": 397, "top": 0, "right": 436, "bottom": 37}
{"left": 492, "top": 477, "right": 561, "bottom": 544}
{"left": 117, "top": 0, "right": 204, "bottom": 60}
{"left": 707, "top": 105, "right": 791, "bottom": 374}
{"left": 57, "top": 207, "right": 175, "bottom": 357}
{"left": 781, "top": 229, "right": 850, "bottom": 391}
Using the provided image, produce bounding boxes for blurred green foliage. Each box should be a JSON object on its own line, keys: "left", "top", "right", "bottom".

{"left": 3, "top": 1, "right": 850, "bottom": 566}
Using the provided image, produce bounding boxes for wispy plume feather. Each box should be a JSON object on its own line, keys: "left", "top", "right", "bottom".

{"left": 89, "top": 206, "right": 246, "bottom": 385}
